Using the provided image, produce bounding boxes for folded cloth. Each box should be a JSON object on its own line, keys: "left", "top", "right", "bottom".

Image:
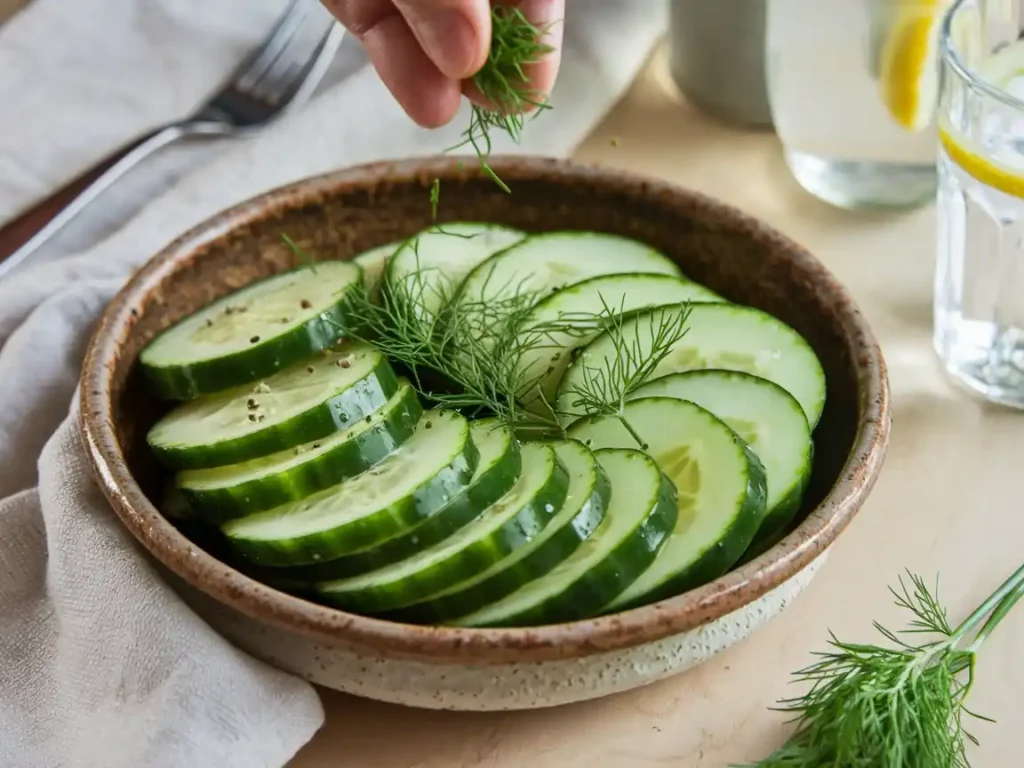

{"left": 0, "top": 1, "right": 668, "bottom": 766}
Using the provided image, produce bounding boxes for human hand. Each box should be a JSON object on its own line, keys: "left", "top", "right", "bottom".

{"left": 322, "top": 0, "right": 563, "bottom": 128}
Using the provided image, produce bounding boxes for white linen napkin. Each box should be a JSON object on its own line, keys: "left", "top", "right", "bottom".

{"left": 0, "top": 1, "right": 668, "bottom": 767}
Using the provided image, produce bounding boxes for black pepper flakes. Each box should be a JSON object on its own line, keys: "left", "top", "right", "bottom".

{"left": 364, "top": 415, "right": 372, "bottom": 423}
{"left": 424, "top": 421, "right": 433, "bottom": 429}
{"left": 307, "top": 366, "right": 315, "bottom": 374}
{"left": 246, "top": 398, "right": 258, "bottom": 410}
{"left": 300, "top": 299, "right": 312, "bottom": 310}
{"left": 247, "top": 414, "right": 258, "bottom": 422}
{"left": 312, "top": 443, "right": 321, "bottom": 449}
{"left": 257, "top": 415, "right": 265, "bottom": 422}
{"left": 250, "top": 335, "right": 260, "bottom": 344}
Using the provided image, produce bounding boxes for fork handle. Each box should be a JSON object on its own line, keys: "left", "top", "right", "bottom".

{"left": 0, "top": 122, "right": 223, "bottom": 281}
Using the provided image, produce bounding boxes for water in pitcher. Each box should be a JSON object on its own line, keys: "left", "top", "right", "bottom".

{"left": 934, "top": 0, "right": 1024, "bottom": 407}
{"left": 766, "top": 0, "right": 943, "bottom": 209}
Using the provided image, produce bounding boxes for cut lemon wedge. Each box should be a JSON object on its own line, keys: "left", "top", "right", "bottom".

{"left": 878, "top": 0, "right": 948, "bottom": 132}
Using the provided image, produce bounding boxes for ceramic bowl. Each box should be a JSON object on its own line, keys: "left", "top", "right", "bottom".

{"left": 79, "top": 156, "right": 890, "bottom": 711}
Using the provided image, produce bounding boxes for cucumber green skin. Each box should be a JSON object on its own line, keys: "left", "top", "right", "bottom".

{"left": 140, "top": 281, "right": 361, "bottom": 402}
{"left": 178, "top": 386, "right": 423, "bottom": 523}
{"left": 739, "top": 453, "right": 812, "bottom": 565}
{"left": 148, "top": 356, "right": 400, "bottom": 470}
{"left": 460, "top": 460, "right": 679, "bottom": 628}
{"left": 746, "top": 473, "right": 807, "bottom": 554}
{"left": 316, "top": 452, "right": 572, "bottom": 615}
{"left": 224, "top": 419, "right": 481, "bottom": 567}
{"left": 605, "top": 440, "right": 769, "bottom": 613}
{"left": 383, "top": 459, "right": 611, "bottom": 624}
{"left": 256, "top": 432, "right": 522, "bottom": 581}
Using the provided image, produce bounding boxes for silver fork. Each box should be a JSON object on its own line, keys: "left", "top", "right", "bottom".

{"left": 0, "top": 0, "right": 344, "bottom": 280}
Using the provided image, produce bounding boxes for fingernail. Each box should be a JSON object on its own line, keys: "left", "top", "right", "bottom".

{"left": 415, "top": 9, "right": 479, "bottom": 79}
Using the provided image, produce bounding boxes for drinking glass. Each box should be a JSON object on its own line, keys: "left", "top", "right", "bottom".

{"left": 935, "top": 0, "right": 1024, "bottom": 407}
{"left": 766, "top": 0, "right": 941, "bottom": 210}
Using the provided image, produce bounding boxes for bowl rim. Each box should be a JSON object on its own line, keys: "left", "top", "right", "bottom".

{"left": 79, "top": 155, "right": 890, "bottom": 664}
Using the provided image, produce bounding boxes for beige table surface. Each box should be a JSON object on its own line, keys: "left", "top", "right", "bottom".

{"left": 289, "top": 49, "right": 1023, "bottom": 768}
{"left": 1, "top": 0, "right": 1019, "bottom": 759}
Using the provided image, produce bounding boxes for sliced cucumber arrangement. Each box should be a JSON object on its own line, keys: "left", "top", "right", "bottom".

{"left": 140, "top": 261, "right": 362, "bottom": 400}
{"left": 455, "top": 448, "right": 677, "bottom": 627}
{"left": 384, "top": 439, "right": 610, "bottom": 624}
{"left": 271, "top": 419, "right": 522, "bottom": 580}
{"left": 569, "top": 397, "right": 768, "bottom": 611}
{"left": 315, "top": 442, "right": 570, "bottom": 614}
{"left": 221, "top": 408, "right": 478, "bottom": 565}
{"left": 458, "top": 231, "right": 681, "bottom": 305}
{"left": 147, "top": 344, "right": 398, "bottom": 470}
{"left": 557, "top": 302, "right": 827, "bottom": 428}
{"left": 516, "top": 273, "right": 723, "bottom": 404}
{"left": 627, "top": 370, "right": 812, "bottom": 544}
{"left": 177, "top": 382, "right": 422, "bottom": 521}
{"left": 138, "top": 225, "right": 829, "bottom": 628}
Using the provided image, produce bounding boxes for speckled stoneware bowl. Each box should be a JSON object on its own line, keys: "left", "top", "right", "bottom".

{"left": 79, "top": 156, "right": 890, "bottom": 711}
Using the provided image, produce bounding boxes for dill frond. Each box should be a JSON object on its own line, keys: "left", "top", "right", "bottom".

{"left": 742, "top": 565, "right": 1024, "bottom": 768}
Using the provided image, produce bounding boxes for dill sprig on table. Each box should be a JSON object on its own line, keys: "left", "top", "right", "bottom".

{"left": 745, "top": 565, "right": 1024, "bottom": 768}
{"left": 449, "top": 5, "right": 555, "bottom": 192}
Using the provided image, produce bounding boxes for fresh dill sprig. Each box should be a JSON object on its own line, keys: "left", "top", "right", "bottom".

{"left": 559, "top": 300, "right": 691, "bottom": 447}
{"left": 744, "top": 564, "right": 1024, "bottom": 768}
{"left": 448, "top": 5, "right": 554, "bottom": 192}
{"left": 338, "top": 261, "right": 563, "bottom": 435}
{"left": 282, "top": 233, "right": 317, "bottom": 274}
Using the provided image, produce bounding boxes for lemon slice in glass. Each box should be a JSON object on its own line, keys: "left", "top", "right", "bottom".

{"left": 878, "top": 0, "right": 948, "bottom": 131}
{"left": 939, "top": 38, "right": 1024, "bottom": 199}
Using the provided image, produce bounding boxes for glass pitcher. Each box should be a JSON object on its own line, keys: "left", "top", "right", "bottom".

{"left": 766, "top": 0, "right": 943, "bottom": 210}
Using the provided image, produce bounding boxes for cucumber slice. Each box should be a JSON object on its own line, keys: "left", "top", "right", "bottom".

{"left": 569, "top": 397, "right": 768, "bottom": 612}
{"left": 146, "top": 344, "right": 398, "bottom": 470}
{"left": 383, "top": 439, "right": 610, "bottom": 624}
{"left": 314, "top": 442, "right": 570, "bottom": 614}
{"left": 457, "top": 232, "right": 682, "bottom": 305}
{"left": 628, "top": 370, "right": 813, "bottom": 544}
{"left": 222, "top": 408, "right": 479, "bottom": 566}
{"left": 386, "top": 223, "right": 525, "bottom": 313}
{"left": 140, "top": 261, "right": 362, "bottom": 400}
{"left": 352, "top": 242, "right": 396, "bottom": 296}
{"left": 516, "top": 273, "right": 723, "bottom": 404}
{"left": 557, "top": 302, "right": 827, "bottom": 428}
{"left": 262, "top": 420, "right": 522, "bottom": 581}
{"left": 177, "top": 382, "right": 422, "bottom": 521}
{"left": 454, "top": 448, "right": 677, "bottom": 628}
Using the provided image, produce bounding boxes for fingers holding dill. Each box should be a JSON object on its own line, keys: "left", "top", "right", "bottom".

{"left": 446, "top": 4, "right": 560, "bottom": 194}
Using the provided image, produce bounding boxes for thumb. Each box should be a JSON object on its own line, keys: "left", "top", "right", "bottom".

{"left": 392, "top": 0, "right": 491, "bottom": 79}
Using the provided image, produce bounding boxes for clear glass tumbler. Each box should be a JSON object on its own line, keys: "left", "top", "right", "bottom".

{"left": 766, "top": 0, "right": 941, "bottom": 210}
{"left": 935, "top": 0, "right": 1024, "bottom": 407}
